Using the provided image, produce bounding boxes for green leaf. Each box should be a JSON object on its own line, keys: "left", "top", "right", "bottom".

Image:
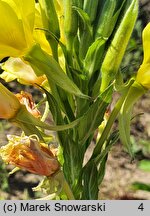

{"left": 97, "top": 155, "right": 108, "bottom": 186}
{"left": 138, "top": 160, "right": 150, "bottom": 172}
{"left": 39, "top": 0, "right": 60, "bottom": 38}
{"left": 119, "top": 108, "right": 133, "bottom": 157}
{"left": 132, "top": 182, "right": 150, "bottom": 192}
{"left": 73, "top": 6, "right": 92, "bottom": 35}
{"left": 95, "top": 0, "right": 127, "bottom": 39}
{"left": 83, "top": 0, "right": 99, "bottom": 23}
{"left": 63, "top": 137, "right": 83, "bottom": 193}
{"left": 82, "top": 160, "right": 99, "bottom": 199}
{"left": 40, "top": 85, "right": 76, "bottom": 122}
{"left": 95, "top": 0, "right": 117, "bottom": 39}
{"left": 40, "top": 86, "right": 64, "bottom": 125}
{"left": 44, "top": 77, "right": 75, "bottom": 120}
{"left": 97, "top": 131, "right": 119, "bottom": 184}
{"left": 73, "top": 6, "right": 93, "bottom": 60}
{"left": 83, "top": 37, "right": 106, "bottom": 78}
{"left": 96, "top": 131, "right": 119, "bottom": 161}
{"left": 15, "top": 105, "right": 80, "bottom": 132}
{"left": 77, "top": 85, "right": 113, "bottom": 144}
{"left": 24, "top": 44, "right": 89, "bottom": 99}
{"left": 39, "top": 0, "right": 60, "bottom": 60}
{"left": 39, "top": 86, "right": 67, "bottom": 147}
{"left": 119, "top": 82, "right": 146, "bottom": 158}
{"left": 35, "top": 27, "right": 68, "bottom": 62}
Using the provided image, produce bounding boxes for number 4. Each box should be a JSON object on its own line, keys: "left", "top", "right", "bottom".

{"left": 138, "top": 203, "right": 144, "bottom": 211}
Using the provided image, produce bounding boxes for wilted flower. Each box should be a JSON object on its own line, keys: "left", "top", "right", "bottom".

{"left": 0, "top": 0, "right": 35, "bottom": 60}
{"left": 0, "top": 83, "right": 21, "bottom": 119}
{"left": 16, "top": 91, "right": 41, "bottom": 118}
{"left": 0, "top": 135, "right": 60, "bottom": 176}
{"left": 136, "top": 23, "right": 150, "bottom": 89}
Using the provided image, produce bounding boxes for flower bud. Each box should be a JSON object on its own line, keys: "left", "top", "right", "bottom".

{"left": 0, "top": 83, "right": 21, "bottom": 119}
{"left": 100, "top": 0, "right": 138, "bottom": 92}
{"left": 0, "top": 135, "right": 60, "bottom": 176}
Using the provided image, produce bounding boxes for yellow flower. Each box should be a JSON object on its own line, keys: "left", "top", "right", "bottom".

{"left": 0, "top": 0, "right": 35, "bottom": 60}
{"left": 141, "top": 23, "right": 150, "bottom": 64}
{"left": 136, "top": 23, "right": 150, "bottom": 89}
{"left": 1, "top": 57, "right": 46, "bottom": 86}
{"left": 0, "top": 135, "right": 60, "bottom": 176}
{"left": 0, "top": 82, "right": 21, "bottom": 119}
{"left": 136, "top": 63, "right": 150, "bottom": 89}
{"left": 0, "top": 2, "right": 50, "bottom": 86}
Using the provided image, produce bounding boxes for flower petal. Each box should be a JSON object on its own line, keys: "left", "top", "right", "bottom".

{"left": 142, "top": 22, "right": 150, "bottom": 64}
{"left": 1, "top": 57, "right": 46, "bottom": 85}
{"left": 136, "top": 63, "right": 150, "bottom": 89}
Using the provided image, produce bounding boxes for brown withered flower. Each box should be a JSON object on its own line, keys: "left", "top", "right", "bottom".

{"left": 0, "top": 135, "right": 60, "bottom": 176}
{"left": 16, "top": 91, "right": 41, "bottom": 118}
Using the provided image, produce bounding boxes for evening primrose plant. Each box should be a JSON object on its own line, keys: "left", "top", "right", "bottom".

{"left": 0, "top": 0, "right": 149, "bottom": 200}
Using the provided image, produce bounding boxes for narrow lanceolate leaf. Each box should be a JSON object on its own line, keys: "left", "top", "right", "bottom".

{"left": 83, "top": 37, "right": 106, "bottom": 79}
{"left": 97, "top": 131, "right": 119, "bottom": 185}
{"left": 77, "top": 85, "right": 113, "bottom": 144}
{"left": 39, "top": 0, "right": 60, "bottom": 59}
{"left": 119, "top": 108, "right": 133, "bottom": 157}
{"left": 24, "top": 44, "right": 89, "bottom": 99}
{"left": 95, "top": 0, "right": 126, "bottom": 39}
{"left": 63, "top": 137, "right": 83, "bottom": 192}
{"left": 72, "top": 0, "right": 83, "bottom": 8}
{"left": 118, "top": 81, "right": 146, "bottom": 158}
{"left": 73, "top": 6, "right": 93, "bottom": 60}
{"left": 83, "top": 0, "right": 99, "bottom": 24}
{"left": 96, "top": 131, "right": 119, "bottom": 164}
{"left": 14, "top": 104, "right": 80, "bottom": 132}
{"left": 40, "top": 86, "right": 64, "bottom": 124}
{"left": 82, "top": 160, "right": 99, "bottom": 200}
{"left": 39, "top": 86, "right": 67, "bottom": 147}
{"left": 39, "top": 0, "right": 60, "bottom": 38}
